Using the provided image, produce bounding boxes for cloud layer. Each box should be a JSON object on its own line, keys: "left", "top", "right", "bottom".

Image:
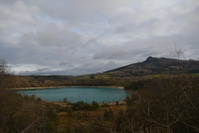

{"left": 0, "top": 0, "right": 199, "bottom": 75}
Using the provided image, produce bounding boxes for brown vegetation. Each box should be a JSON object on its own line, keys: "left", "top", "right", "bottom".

{"left": 14, "top": 75, "right": 129, "bottom": 88}
{"left": 0, "top": 59, "right": 49, "bottom": 132}
{"left": 121, "top": 75, "right": 199, "bottom": 132}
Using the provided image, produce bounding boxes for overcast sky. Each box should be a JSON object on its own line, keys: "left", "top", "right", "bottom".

{"left": 0, "top": 0, "right": 199, "bottom": 75}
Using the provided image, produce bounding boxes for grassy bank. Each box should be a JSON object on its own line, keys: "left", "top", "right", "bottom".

{"left": 9, "top": 85, "right": 124, "bottom": 91}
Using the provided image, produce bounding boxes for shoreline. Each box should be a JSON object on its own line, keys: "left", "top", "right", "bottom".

{"left": 9, "top": 85, "right": 124, "bottom": 91}
{"left": 46, "top": 100, "right": 126, "bottom": 107}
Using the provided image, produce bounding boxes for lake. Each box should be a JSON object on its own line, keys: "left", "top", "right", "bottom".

{"left": 17, "top": 87, "right": 128, "bottom": 103}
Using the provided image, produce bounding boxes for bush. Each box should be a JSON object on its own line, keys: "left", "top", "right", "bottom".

{"left": 64, "top": 106, "right": 73, "bottom": 116}
{"left": 118, "top": 76, "right": 199, "bottom": 133}
{"left": 72, "top": 101, "right": 91, "bottom": 111}
{"left": 103, "top": 109, "right": 113, "bottom": 120}
{"left": 0, "top": 91, "right": 50, "bottom": 133}
{"left": 63, "top": 97, "right": 70, "bottom": 104}
{"left": 72, "top": 101, "right": 100, "bottom": 111}
{"left": 92, "top": 101, "right": 99, "bottom": 110}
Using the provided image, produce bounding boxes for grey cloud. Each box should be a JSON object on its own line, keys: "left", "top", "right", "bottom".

{"left": 59, "top": 62, "right": 69, "bottom": 66}
{"left": 19, "top": 60, "right": 121, "bottom": 75}
{"left": 59, "top": 61, "right": 74, "bottom": 67}
{"left": 0, "top": 0, "right": 199, "bottom": 75}
{"left": 93, "top": 46, "right": 130, "bottom": 60}
{"left": 19, "top": 67, "right": 54, "bottom": 75}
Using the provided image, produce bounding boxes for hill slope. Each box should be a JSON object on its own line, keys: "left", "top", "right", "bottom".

{"left": 104, "top": 57, "right": 199, "bottom": 77}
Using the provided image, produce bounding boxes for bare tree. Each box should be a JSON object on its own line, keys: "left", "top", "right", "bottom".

{"left": 0, "top": 58, "right": 15, "bottom": 89}
{"left": 0, "top": 59, "right": 8, "bottom": 74}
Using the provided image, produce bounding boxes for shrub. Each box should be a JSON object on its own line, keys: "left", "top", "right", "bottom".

{"left": 72, "top": 101, "right": 92, "bottom": 111}
{"left": 118, "top": 76, "right": 199, "bottom": 133}
{"left": 103, "top": 109, "right": 114, "bottom": 120}
{"left": 92, "top": 101, "right": 99, "bottom": 110}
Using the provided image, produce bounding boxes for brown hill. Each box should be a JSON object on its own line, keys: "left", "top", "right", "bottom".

{"left": 104, "top": 57, "right": 199, "bottom": 77}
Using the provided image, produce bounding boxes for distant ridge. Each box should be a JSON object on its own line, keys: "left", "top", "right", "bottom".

{"left": 104, "top": 57, "right": 199, "bottom": 77}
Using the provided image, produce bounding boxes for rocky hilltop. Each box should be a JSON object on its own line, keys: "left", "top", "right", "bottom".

{"left": 104, "top": 57, "right": 199, "bottom": 77}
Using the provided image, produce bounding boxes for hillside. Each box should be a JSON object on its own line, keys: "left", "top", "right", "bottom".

{"left": 13, "top": 57, "right": 199, "bottom": 88}
{"left": 104, "top": 56, "right": 199, "bottom": 77}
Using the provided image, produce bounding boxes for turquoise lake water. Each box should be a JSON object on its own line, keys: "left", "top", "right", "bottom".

{"left": 17, "top": 87, "right": 127, "bottom": 103}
